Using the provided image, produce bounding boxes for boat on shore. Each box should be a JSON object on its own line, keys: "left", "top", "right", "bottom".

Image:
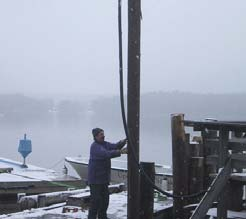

{"left": 65, "top": 156, "right": 173, "bottom": 191}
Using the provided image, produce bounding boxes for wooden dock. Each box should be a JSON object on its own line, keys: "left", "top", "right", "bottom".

{"left": 0, "top": 188, "right": 173, "bottom": 219}
{"left": 171, "top": 114, "right": 246, "bottom": 219}
{"left": 0, "top": 157, "right": 83, "bottom": 213}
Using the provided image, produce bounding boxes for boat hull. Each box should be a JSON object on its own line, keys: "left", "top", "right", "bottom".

{"left": 65, "top": 157, "right": 172, "bottom": 191}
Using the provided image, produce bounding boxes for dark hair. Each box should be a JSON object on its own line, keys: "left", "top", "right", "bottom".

{"left": 92, "top": 128, "right": 104, "bottom": 139}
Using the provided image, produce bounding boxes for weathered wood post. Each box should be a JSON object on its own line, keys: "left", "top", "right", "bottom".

{"left": 228, "top": 131, "right": 243, "bottom": 211}
{"left": 171, "top": 114, "right": 189, "bottom": 219}
{"left": 127, "top": 0, "right": 141, "bottom": 218}
{"left": 140, "top": 162, "right": 155, "bottom": 219}
{"left": 217, "top": 128, "right": 229, "bottom": 219}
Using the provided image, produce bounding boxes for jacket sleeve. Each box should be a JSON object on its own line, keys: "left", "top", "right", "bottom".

{"left": 92, "top": 144, "right": 121, "bottom": 159}
{"left": 107, "top": 141, "right": 125, "bottom": 150}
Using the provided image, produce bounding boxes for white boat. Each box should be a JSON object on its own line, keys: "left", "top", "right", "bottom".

{"left": 65, "top": 156, "right": 173, "bottom": 191}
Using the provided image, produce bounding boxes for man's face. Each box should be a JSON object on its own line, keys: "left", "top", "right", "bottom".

{"left": 95, "top": 131, "right": 105, "bottom": 143}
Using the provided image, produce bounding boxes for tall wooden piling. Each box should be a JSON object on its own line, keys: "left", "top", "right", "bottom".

{"left": 127, "top": 0, "right": 141, "bottom": 219}
{"left": 217, "top": 129, "right": 229, "bottom": 219}
{"left": 171, "top": 114, "right": 189, "bottom": 219}
{"left": 228, "top": 132, "right": 244, "bottom": 212}
{"left": 140, "top": 162, "right": 155, "bottom": 219}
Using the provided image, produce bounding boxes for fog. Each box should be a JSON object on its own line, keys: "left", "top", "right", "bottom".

{"left": 0, "top": 0, "right": 245, "bottom": 96}
{"left": 1, "top": 92, "right": 246, "bottom": 173}
{"left": 0, "top": 1, "right": 246, "bottom": 173}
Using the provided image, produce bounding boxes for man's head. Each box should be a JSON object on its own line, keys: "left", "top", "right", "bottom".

{"left": 92, "top": 128, "right": 105, "bottom": 143}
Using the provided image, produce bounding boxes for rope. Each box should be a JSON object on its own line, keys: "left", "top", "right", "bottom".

{"left": 117, "top": 0, "right": 206, "bottom": 199}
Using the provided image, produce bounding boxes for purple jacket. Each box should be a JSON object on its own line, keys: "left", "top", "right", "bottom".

{"left": 88, "top": 141, "right": 123, "bottom": 185}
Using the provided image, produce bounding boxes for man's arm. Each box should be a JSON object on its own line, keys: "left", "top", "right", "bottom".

{"left": 92, "top": 144, "right": 121, "bottom": 159}
{"left": 107, "top": 139, "right": 127, "bottom": 150}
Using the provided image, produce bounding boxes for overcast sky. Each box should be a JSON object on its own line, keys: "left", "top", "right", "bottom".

{"left": 0, "top": 0, "right": 245, "bottom": 96}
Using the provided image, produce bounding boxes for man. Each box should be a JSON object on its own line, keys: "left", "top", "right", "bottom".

{"left": 88, "top": 128, "right": 127, "bottom": 219}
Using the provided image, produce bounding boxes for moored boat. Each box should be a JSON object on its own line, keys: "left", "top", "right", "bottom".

{"left": 65, "top": 156, "right": 173, "bottom": 191}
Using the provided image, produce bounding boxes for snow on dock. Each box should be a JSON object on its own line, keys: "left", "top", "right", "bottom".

{"left": 0, "top": 191, "right": 173, "bottom": 219}
{"left": 18, "top": 184, "right": 125, "bottom": 210}
{"left": 0, "top": 157, "right": 83, "bottom": 214}
{"left": 0, "top": 157, "right": 82, "bottom": 193}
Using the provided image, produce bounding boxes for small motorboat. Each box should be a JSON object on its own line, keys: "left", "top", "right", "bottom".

{"left": 65, "top": 156, "right": 173, "bottom": 191}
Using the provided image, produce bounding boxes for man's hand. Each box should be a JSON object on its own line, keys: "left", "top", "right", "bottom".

{"left": 120, "top": 147, "right": 128, "bottom": 154}
{"left": 119, "top": 138, "right": 127, "bottom": 147}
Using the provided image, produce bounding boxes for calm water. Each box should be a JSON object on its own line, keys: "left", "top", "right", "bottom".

{"left": 0, "top": 115, "right": 172, "bottom": 176}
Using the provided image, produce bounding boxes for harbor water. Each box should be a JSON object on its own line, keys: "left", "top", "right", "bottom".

{"left": 0, "top": 114, "right": 172, "bottom": 175}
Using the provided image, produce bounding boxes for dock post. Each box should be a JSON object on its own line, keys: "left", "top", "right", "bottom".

{"left": 127, "top": 0, "right": 141, "bottom": 219}
{"left": 171, "top": 114, "right": 189, "bottom": 219}
{"left": 217, "top": 129, "right": 229, "bottom": 219}
{"left": 140, "top": 162, "right": 155, "bottom": 219}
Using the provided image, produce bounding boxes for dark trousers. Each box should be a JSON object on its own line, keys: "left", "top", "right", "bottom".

{"left": 88, "top": 184, "right": 109, "bottom": 219}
